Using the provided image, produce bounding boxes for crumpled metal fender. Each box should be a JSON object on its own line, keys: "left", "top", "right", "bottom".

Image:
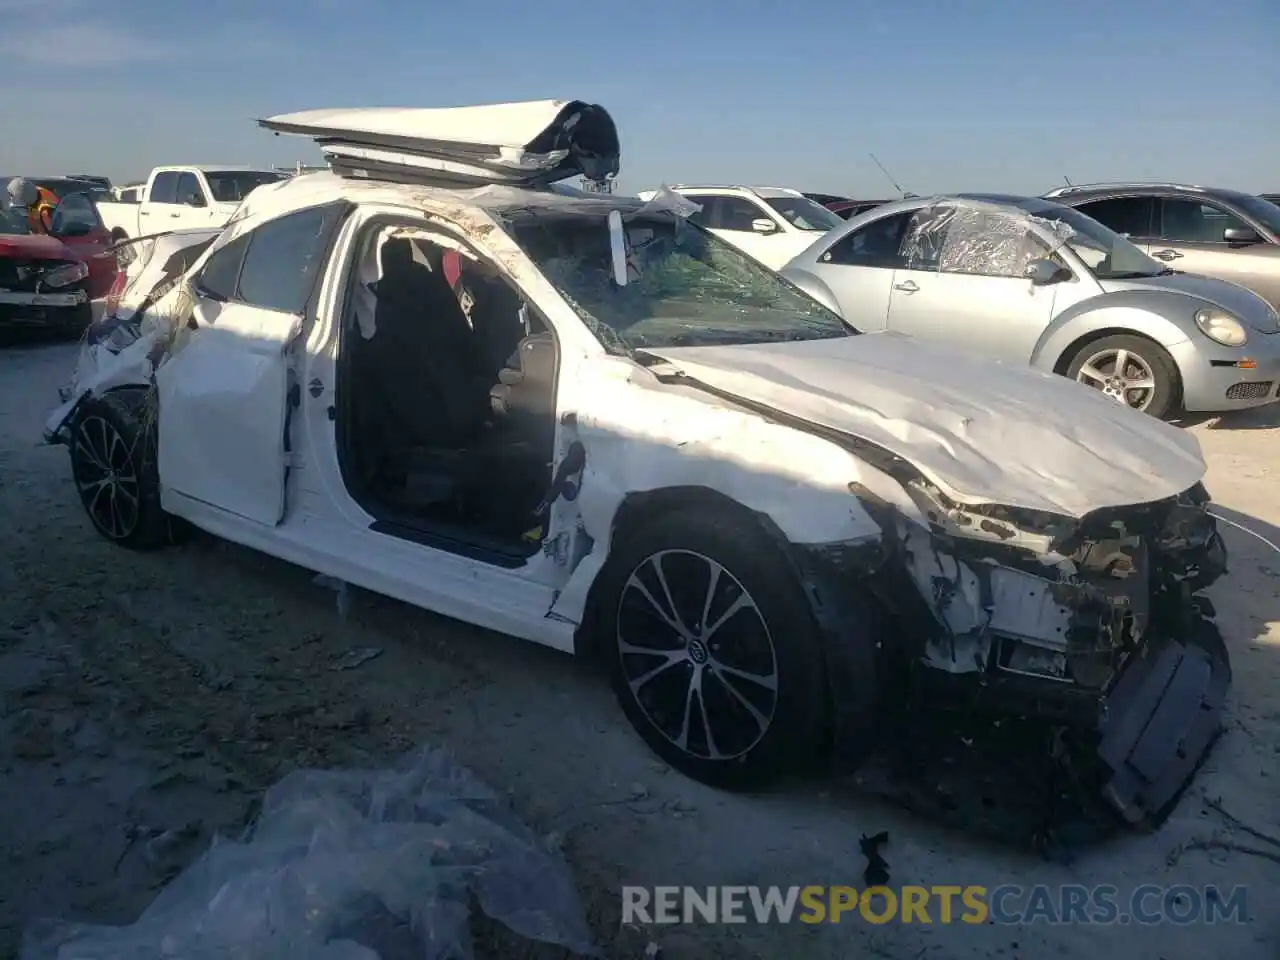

{"left": 42, "top": 331, "right": 158, "bottom": 444}
{"left": 1029, "top": 292, "right": 1195, "bottom": 373}
{"left": 547, "top": 356, "right": 925, "bottom": 628}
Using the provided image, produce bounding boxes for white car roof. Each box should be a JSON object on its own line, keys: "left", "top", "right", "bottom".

{"left": 666, "top": 185, "right": 805, "bottom": 200}
{"left": 259, "top": 99, "right": 619, "bottom": 190}
{"left": 154, "top": 165, "right": 281, "bottom": 174}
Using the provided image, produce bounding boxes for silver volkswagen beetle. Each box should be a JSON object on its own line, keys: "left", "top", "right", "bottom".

{"left": 780, "top": 193, "right": 1280, "bottom": 419}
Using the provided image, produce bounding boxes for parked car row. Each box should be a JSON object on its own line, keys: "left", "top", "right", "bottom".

{"left": 655, "top": 181, "right": 1280, "bottom": 418}
{"left": 778, "top": 191, "right": 1280, "bottom": 419}
{"left": 44, "top": 99, "right": 1233, "bottom": 829}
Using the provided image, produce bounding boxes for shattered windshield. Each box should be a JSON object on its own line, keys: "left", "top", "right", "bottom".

{"left": 509, "top": 210, "right": 853, "bottom": 352}
{"left": 1030, "top": 204, "right": 1166, "bottom": 280}
{"left": 204, "top": 171, "right": 286, "bottom": 203}
{"left": 765, "top": 196, "right": 844, "bottom": 231}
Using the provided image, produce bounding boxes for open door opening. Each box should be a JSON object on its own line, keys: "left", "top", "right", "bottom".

{"left": 336, "top": 227, "right": 559, "bottom": 565}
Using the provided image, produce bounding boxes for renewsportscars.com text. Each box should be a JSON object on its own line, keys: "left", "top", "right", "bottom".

{"left": 622, "top": 884, "right": 1249, "bottom": 926}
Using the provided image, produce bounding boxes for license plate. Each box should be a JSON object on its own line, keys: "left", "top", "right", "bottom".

{"left": 0, "top": 290, "right": 88, "bottom": 307}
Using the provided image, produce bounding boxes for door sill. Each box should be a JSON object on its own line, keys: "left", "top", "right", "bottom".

{"left": 368, "top": 516, "right": 539, "bottom": 569}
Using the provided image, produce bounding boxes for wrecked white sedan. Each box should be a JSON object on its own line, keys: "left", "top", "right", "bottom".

{"left": 45, "top": 101, "right": 1230, "bottom": 827}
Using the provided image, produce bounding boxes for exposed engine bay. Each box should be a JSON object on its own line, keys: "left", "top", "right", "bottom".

{"left": 814, "top": 473, "right": 1231, "bottom": 846}
{"left": 897, "top": 480, "right": 1226, "bottom": 694}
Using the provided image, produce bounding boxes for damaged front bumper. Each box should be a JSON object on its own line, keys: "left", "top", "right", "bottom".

{"left": 0, "top": 288, "right": 90, "bottom": 327}
{"left": 1097, "top": 617, "right": 1230, "bottom": 823}
{"left": 798, "top": 483, "right": 1232, "bottom": 829}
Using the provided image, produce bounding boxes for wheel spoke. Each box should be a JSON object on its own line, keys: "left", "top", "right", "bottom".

{"left": 709, "top": 666, "right": 771, "bottom": 732}
{"left": 113, "top": 480, "right": 139, "bottom": 506}
{"left": 87, "top": 480, "right": 110, "bottom": 519}
{"left": 1114, "top": 349, "right": 1130, "bottom": 375}
{"left": 625, "top": 556, "right": 693, "bottom": 641}
{"left": 704, "top": 593, "right": 750, "bottom": 640}
{"left": 699, "top": 562, "right": 722, "bottom": 632}
{"left": 107, "top": 489, "right": 126, "bottom": 537}
{"left": 1077, "top": 363, "right": 1107, "bottom": 385}
{"left": 694, "top": 680, "right": 723, "bottom": 759}
{"left": 107, "top": 426, "right": 126, "bottom": 469}
{"left": 672, "top": 669, "right": 704, "bottom": 753}
{"left": 712, "top": 658, "right": 778, "bottom": 693}
{"left": 649, "top": 554, "right": 688, "bottom": 635}
{"left": 76, "top": 476, "right": 109, "bottom": 495}
{"left": 620, "top": 643, "right": 687, "bottom": 693}
{"left": 1126, "top": 377, "right": 1155, "bottom": 391}
{"left": 74, "top": 436, "right": 108, "bottom": 471}
{"left": 94, "top": 418, "right": 111, "bottom": 468}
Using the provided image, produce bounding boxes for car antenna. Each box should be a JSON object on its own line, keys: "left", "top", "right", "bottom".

{"left": 869, "top": 153, "right": 915, "bottom": 199}
{"left": 1063, "top": 175, "right": 1074, "bottom": 186}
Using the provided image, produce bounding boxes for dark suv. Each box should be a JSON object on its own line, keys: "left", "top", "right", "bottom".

{"left": 1044, "top": 182, "right": 1280, "bottom": 311}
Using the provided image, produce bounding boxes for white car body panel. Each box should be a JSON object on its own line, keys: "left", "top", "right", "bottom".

{"left": 260, "top": 100, "right": 620, "bottom": 189}
{"left": 643, "top": 334, "right": 1206, "bottom": 518}
{"left": 46, "top": 104, "right": 1211, "bottom": 665}
{"left": 156, "top": 299, "right": 299, "bottom": 526}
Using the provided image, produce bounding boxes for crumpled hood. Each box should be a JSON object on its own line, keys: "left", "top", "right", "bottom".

{"left": 1101, "top": 271, "right": 1279, "bottom": 332}
{"left": 646, "top": 333, "right": 1206, "bottom": 518}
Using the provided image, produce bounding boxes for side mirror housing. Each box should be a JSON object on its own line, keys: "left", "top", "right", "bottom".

{"left": 185, "top": 193, "right": 207, "bottom": 208}
{"left": 750, "top": 217, "right": 778, "bottom": 235}
{"left": 1024, "top": 257, "right": 1071, "bottom": 285}
{"left": 1223, "top": 226, "right": 1261, "bottom": 245}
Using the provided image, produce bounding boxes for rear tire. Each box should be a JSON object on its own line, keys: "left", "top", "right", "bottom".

{"left": 69, "top": 389, "right": 187, "bottom": 550}
{"left": 595, "top": 507, "right": 830, "bottom": 789}
{"left": 1065, "top": 334, "right": 1179, "bottom": 419}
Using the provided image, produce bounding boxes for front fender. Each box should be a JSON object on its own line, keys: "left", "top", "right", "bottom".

{"left": 778, "top": 266, "right": 842, "bottom": 316}
{"left": 547, "top": 357, "right": 924, "bottom": 628}
{"left": 1030, "top": 291, "right": 1195, "bottom": 372}
{"left": 42, "top": 331, "right": 157, "bottom": 444}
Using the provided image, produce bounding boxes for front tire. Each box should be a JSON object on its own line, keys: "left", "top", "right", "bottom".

{"left": 1066, "top": 334, "right": 1180, "bottom": 419}
{"left": 69, "top": 389, "right": 185, "bottom": 550}
{"left": 595, "top": 508, "right": 829, "bottom": 789}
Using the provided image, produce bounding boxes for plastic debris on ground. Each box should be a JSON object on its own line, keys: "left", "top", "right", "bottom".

{"left": 313, "top": 573, "right": 353, "bottom": 618}
{"left": 22, "top": 747, "right": 599, "bottom": 960}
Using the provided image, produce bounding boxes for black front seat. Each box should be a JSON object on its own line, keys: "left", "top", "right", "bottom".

{"left": 368, "top": 239, "right": 490, "bottom": 450}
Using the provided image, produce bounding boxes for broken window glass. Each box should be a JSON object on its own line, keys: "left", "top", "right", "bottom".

{"left": 510, "top": 211, "right": 852, "bottom": 351}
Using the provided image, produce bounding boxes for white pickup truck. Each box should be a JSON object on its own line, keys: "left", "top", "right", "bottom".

{"left": 95, "top": 165, "right": 287, "bottom": 242}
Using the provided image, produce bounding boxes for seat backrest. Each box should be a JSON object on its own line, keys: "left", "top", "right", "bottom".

{"left": 367, "top": 239, "right": 488, "bottom": 447}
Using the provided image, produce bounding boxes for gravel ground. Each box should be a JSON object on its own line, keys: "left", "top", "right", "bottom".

{"left": 1, "top": 339, "right": 1277, "bottom": 960}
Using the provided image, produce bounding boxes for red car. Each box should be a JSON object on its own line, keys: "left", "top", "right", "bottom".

{"left": 0, "top": 192, "right": 118, "bottom": 333}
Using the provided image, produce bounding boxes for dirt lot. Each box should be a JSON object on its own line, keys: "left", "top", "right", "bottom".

{"left": 1, "top": 340, "right": 1277, "bottom": 960}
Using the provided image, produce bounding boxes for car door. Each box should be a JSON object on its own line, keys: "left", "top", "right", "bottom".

{"left": 156, "top": 202, "right": 348, "bottom": 526}
{"left": 695, "top": 195, "right": 792, "bottom": 269}
{"left": 171, "top": 171, "right": 217, "bottom": 231}
{"left": 808, "top": 210, "right": 914, "bottom": 331}
{"left": 1073, "top": 196, "right": 1157, "bottom": 251}
{"left": 1152, "top": 196, "right": 1280, "bottom": 308}
{"left": 886, "top": 205, "right": 1058, "bottom": 362}
{"left": 139, "top": 171, "right": 180, "bottom": 235}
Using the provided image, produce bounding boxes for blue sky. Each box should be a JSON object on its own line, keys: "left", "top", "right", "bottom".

{"left": 1, "top": 0, "right": 1277, "bottom": 197}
